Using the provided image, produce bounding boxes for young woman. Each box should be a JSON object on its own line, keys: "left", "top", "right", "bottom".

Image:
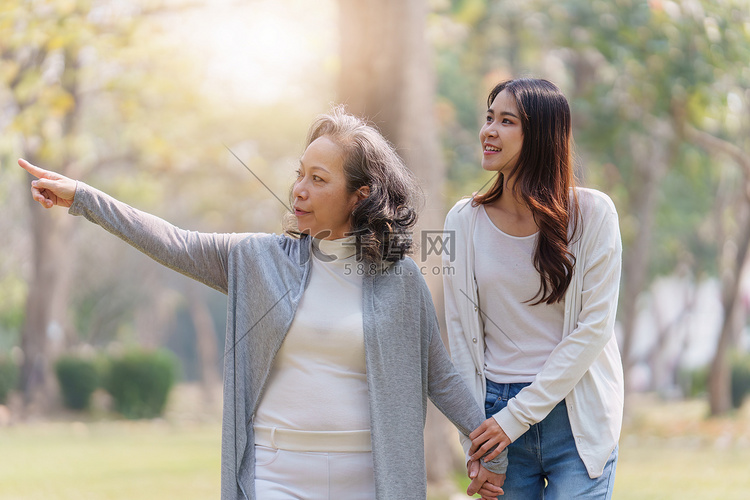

{"left": 20, "top": 107, "right": 506, "bottom": 500}
{"left": 443, "top": 79, "right": 623, "bottom": 499}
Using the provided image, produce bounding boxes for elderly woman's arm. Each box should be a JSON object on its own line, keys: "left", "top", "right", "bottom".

{"left": 423, "top": 296, "right": 507, "bottom": 498}
{"left": 19, "top": 158, "right": 244, "bottom": 293}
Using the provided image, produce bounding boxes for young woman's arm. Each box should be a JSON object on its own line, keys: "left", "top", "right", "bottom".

{"left": 20, "top": 158, "right": 243, "bottom": 293}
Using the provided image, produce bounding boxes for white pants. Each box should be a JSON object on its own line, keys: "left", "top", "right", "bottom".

{"left": 254, "top": 445, "right": 376, "bottom": 499}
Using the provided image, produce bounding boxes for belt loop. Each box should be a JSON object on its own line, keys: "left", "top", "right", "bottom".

{"left": 271, "top": 427, "right": 278, "bottom": 449}
{"left": 502, "top": 383, "right": 511, "bottom": 401}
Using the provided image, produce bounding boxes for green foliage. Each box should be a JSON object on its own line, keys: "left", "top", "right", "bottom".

{"left": 0, "top": 272, "right": 27, "bottom": 351}
{"left": 678, "top": 365, "right": 709, "bottom": 399}
{"left": 730, "top": 353, "right": 750, "bottom": 409}
{"left": 0, "top": 353, "right": 19, "bottom": 404}
{"left": 684, "top": 354, "right": 750, "bottom": 408}
{"left": 433, "top": 0, "right": 750, "bottom": 286}
{"left": 54, "top": 355, "right": 100, "bottom": 410}
{"left": 103, "top": 349, "right": 178, "bottom": 419}
{"left": 649, "top": 147, "right": 720, "bottom": 277}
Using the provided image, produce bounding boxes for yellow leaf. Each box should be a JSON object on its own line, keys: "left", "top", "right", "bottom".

{"left": 0, "top": 60, "right": 20, "bottom": 85}
{"left": 455, "top": 0, "right": 486, "bottom": 26}
{"left": 44, "top": 88, "right": 76, "bottom": 117}
{"left": 47, "top": 35, "right": 67, "bottom": 51}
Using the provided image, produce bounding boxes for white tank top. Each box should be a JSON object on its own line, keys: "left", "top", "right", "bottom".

{"left": 474, "top": 206, "right": 565, "bottom": 383}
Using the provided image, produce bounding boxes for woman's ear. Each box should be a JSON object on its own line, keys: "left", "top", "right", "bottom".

{"left": 357, "top": 186, "right": 370, "bottom": 201}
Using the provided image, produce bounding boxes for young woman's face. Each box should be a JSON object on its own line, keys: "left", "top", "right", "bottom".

{"left": 293, "top": 136, "right": 361, "bottom": 240}
{"left": 480, "top": 89, "right": 524, "bottom": 176}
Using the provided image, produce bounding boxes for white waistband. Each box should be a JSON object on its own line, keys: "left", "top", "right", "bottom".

{"left": 253, "top": 425, "right": 372, "bottom": 453}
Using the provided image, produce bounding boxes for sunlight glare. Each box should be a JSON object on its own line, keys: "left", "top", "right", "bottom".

{"left": 168, "top": 0, "right": 337, "bottom": 104}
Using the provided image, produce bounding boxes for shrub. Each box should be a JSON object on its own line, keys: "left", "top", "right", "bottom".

{"left": 0, "top": 355, "right": 18, "bottom": 404}
{"left": 678, "top": 365, "right": 709, "bottom": 399}
{"left": 54, "top": 356, "right": 100, "bottom": 410}
{"left": 103, "top": 349, "right": 178, "bottom": 419}
{"left": 730, "top": 353, "right": 750, "bottom": 409}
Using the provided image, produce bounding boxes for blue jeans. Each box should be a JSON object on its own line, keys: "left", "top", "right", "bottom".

{"left": 485, "top": 380, "right": 617, "bottom": 500}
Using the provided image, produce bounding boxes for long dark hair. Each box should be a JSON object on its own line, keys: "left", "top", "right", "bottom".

{"left": 473, "top": 78, "right": 579, "bottom": 304}
{"left": 286, "top": 106, "right": 422, "bottom": 263}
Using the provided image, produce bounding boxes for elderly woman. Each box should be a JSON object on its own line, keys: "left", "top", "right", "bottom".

{"left": 20, "top": 107, "right": 506, "bottom": 500}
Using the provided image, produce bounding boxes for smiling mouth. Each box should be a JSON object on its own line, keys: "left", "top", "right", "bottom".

{"left": 484, "top": 145, "right": 501, "bottom": 152}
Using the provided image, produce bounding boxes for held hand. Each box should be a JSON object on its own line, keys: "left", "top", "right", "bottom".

{"left": 466, "top": 459, "right": 505, "bottom": 498}
{"left": 469, "top": 417, "right": 511, "bottom": 462}
{"left": 18, "top": 158, "right": 77, "bottom": 209}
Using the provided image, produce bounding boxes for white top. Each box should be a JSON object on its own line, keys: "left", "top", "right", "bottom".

{"left": 443, "top": 189, "right": 624, "bottom": 479}
{"left": 475, "top": 206, "right": 564, "bottom": 383}
{"left": 254, "top": 236, "right": 371, "bottom": 446}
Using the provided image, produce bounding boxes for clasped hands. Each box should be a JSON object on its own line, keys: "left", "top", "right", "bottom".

{"left": 465, "top": 416, "right": 511, "bottom": 499}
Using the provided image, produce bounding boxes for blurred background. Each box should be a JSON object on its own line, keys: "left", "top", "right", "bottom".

{"left": 1, "top": 0, "right": 749, "bottom": 498}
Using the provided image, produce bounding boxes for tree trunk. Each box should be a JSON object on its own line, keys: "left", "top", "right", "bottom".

{"left": 187, "top": 283, "right": 221, "bottom": 404}
{"left": 684, "top": 124, "right": 750, "bottom": 416}
{"left": 645, "top": 282, "right": 692, "bottom": 395}
{"left": 18, "top": 45, "right": 83, "bottom": 414}
{"left": 708, "top": 205, "right": 750, "bottom": 415}
{"left": 618, "top": 153, "right": 667, "bottom": 392}
{"left": 617, "top": 115, "right": 681, "bottom": 395}
{"left": 20, "top": 164, "right": 75, "bottom": 412}
{"left": 133, "top": 279, "right": 182, "bottom": 350}
{"left": 618, "top": 172, "right": 657, "bottom": 368}
{"left": 337, "top": 0, "right": 458, "bottom": 486}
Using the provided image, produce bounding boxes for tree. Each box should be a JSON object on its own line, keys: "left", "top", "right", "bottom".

{"left": 555, "top": 0, "right": 750, "bottom": 410}
{"left": 430, "top": 0, "right": 750, "bottom": 411}
{"left": 336, "top": 0, "right": 460, "bottom": 487}
{"left": 2, "top": 0, "right": 235, "bottom": 410}
{"left": 1, "top": 0, "right": 142, "bottom": 408}
{"left": 686, "top": 123, "right": 750, "bottom": 414}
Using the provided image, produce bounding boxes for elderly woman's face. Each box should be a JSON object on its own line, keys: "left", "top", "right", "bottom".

{"left": 292, "top": 136, "right": 360, "bottom": 240}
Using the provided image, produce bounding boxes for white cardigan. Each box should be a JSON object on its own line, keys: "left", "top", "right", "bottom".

{"left": 443, "top": 188, "right": 624, "bottom": 479}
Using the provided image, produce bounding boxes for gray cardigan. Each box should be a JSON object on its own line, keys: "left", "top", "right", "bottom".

{"left": 69, "top": 182, "right": 507, "bottom": 499}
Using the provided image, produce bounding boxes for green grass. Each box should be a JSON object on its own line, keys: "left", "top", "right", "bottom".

{"left": 460, "top": 442, "right": 750, "bottom": 500}
{"left": 2, "top": 395, "right": 749, "bottom": 499}
{"left": 452, "top": 443, "right": 750, "bottom": 500}
{"left": 0, "top": 421, "right": 221, "bottom": 500}
{"left": 613, "top": 438, "right": 750, "bottom": 500}
{"left": 452, "top": 396, "right": 750, "bottom": 500}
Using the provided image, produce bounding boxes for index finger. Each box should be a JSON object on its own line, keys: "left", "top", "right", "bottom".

{"left": 18, "top": 158, "right": 51, "bottom": 179}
